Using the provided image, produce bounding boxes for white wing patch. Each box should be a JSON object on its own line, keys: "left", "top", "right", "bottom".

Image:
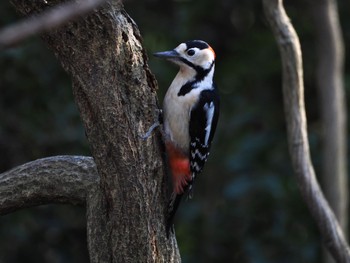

{"left": 203, "top": 102, "right": 215, "bottom": 145}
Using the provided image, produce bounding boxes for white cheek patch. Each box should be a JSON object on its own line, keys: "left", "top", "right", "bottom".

{"left": 175, "top": 43, "right": 187, "bottom": 54}
{"left": 193, "top": 50, "right": 215, "bottom": 69}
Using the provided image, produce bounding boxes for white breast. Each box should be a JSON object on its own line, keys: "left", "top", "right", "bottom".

{"left": 163, "top": 70, "right": 199, "bottom": 153}
{"left": 162, "top": 66, "right": 214, "bottom": 153}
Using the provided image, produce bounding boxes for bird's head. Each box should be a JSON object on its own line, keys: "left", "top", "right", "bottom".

{"left": 154, "top": 40, "right": 216, "bottom": 74}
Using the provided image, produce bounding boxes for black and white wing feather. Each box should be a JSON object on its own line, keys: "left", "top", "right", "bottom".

{"left": 166, "top": 88, "right": 219, "bottom": 236}
{"left": 188, "top": 88, "right": 220, "bottom": 192}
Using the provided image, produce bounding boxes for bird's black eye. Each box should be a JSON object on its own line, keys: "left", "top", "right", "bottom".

{"left": 187, "top": 49, "right": 195, "bottom": 56}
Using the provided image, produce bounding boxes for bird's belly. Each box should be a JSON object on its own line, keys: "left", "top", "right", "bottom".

{"left": 163, "top": 97, "right": 191, "bottom": 153}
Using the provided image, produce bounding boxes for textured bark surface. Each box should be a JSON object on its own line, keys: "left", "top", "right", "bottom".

{"left": 263, "top": 0, "right": 350, "bottom": 262}
{"left": 310, "top": 1, "right": 348, "bottom": 262}
{"left": 9, "top": 0, "right": 180, "bottom": 262}
{"left": 0, "top": 155, "right": 97, "bottom": 215}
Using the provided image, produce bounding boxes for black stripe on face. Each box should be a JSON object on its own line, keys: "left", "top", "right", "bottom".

{"left": 178, "top": 57, "right": 214, "bottom": 79}
{"left": 178, "top": 57, "right": 203, "bottom": 74}
{"left": 177, "top": 60, "right": 215, "bottom": 96}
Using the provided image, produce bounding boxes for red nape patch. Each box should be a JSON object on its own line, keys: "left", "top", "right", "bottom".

{"left": 208, "top": 45, "right": 216, "bottom": 59}
{"left": 166, "top": 143, "right": 191, "bottom": 194}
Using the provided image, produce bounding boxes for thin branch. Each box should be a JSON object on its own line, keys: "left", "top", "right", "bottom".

{"left": 262, "top": 0, "right": 350, "bottom": 262}
{"left": 0, "top": 0, "right": 108, "bottom": 49}
{"left": 0, "top": 155, "right": 98, "bottom": 215}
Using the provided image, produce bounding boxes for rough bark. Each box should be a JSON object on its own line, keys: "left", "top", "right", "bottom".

{"left": 263, "top": 0, "right": 350, "bottom": 262}
{"left": 309, "top": 1, "right": 348, "bottom": 262}
{"left": 9, "top": 0, "right": 180, "bottom": 262}
{"left": 0, "top": 155, "right": 97, "bottom": 215}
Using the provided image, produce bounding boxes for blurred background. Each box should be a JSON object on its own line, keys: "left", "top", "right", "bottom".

{"left": 1, "top": 0, "right": 350, "bottom": 262}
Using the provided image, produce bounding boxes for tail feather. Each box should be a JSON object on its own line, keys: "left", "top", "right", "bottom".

{"left": 166, "top": 193, "right": 183, "bottom": 237}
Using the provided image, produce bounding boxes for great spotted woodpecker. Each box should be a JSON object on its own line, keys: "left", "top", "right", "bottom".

{"left": 154, "top": 40, "right": 220, "bottom": 234}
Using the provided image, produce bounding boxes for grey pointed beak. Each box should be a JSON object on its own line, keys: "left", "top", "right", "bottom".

{"left": 153, "top": 50, "right": 180, "bottom": 59}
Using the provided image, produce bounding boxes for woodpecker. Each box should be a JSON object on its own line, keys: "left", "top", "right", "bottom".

{"left": 154, "top": 40, "right": 220, "bottom": 234}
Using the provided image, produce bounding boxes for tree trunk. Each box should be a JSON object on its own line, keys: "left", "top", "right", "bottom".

{"left": 309, "top": 1, "right": 348, "bottom": 262}
{"left": 10, "top": 0, "right": 180, "bottom": 262}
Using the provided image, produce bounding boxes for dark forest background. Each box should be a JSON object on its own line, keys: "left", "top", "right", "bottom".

{"left": 1, "top": 0, "right": 350, "bottom": 262}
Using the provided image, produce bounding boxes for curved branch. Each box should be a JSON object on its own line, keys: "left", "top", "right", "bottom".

{"left": 0, "top": 0, "right": 108, "bottom": 49}
{"left": 0, "top": 155, "right": 98, "bottom": 215}
{"left": 263, "top": 0, "right": 350, "bottom": 262}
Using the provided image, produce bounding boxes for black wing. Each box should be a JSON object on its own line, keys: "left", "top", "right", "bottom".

{"left": 166, "top": 88, "right": 219, "bottom": 237}
{"left": 189, "top": 88, "right": 220, "bottom": 188}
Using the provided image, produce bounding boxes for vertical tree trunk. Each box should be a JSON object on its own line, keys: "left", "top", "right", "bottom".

{"left": 10, "top": 0, "right": 180, "bottom": 262}
{"left": 309, "top": 1, "right": 348, "bottom": 262}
